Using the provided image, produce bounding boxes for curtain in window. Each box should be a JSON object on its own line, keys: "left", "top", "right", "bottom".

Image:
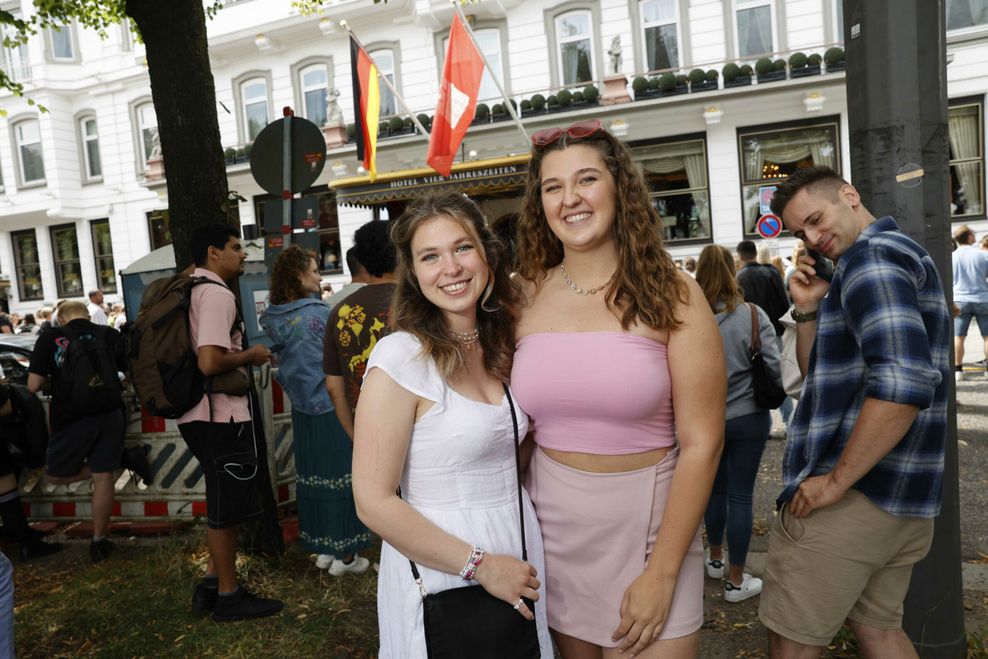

{"left": 738, "top": 6, "right": 772, "bottom": 57}
{"left": 743, "top": 133, "right": 836, "bottom": 180}
{"left": 949, "top": 108, "right": 981, "bottom": 211}
{"left": 947, "top": 0, "right": 988, "bottom": 29}
{"left": 645, "top": 25, "right": 678, "bottom": 71}
{"left": 562, "top": 39, "right": 592, "bottom": 84}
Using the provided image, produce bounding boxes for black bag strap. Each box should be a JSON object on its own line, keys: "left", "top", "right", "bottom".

{"left": 747, "top": 303, "right": 762, "bottom": 356}
{"left": 407, "top": 382, "right": 527, "bottom": 587}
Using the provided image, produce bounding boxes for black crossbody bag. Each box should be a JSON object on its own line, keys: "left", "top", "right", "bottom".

{"left": 747, "top": 303, "right": 787, "bottom": 410}
{"left": 406, "top": 383, "right": 541, "bottom": 658}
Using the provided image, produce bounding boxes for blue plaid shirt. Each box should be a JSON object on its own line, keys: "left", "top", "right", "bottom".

{"left": 780, "top": 217, "right": 950, "bottom": 518}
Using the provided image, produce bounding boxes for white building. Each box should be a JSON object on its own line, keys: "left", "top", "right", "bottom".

{"left": 0, "top": 0, "right": 984, "bottom": 317}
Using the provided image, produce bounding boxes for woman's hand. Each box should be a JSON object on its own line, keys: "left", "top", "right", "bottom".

{"left": 473, "top": 553, "right": 541, "bottom": 621}
{"left": 611, "top": 571, "right": 677, "bottom": 656}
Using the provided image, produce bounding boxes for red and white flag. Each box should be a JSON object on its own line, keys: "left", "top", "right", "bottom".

{"left": 427, "top": 14, "right": 484, "bottom": 177}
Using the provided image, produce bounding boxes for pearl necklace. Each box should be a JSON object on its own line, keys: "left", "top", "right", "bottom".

{"left": 450, "top": 327, "right": 480, "bottom": 345}
{"left": 560, "top": 262, "right": 612, "bottom": 296}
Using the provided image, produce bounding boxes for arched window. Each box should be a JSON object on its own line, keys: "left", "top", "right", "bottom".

{"left": 641, "top": 0, "right": 680, "bottom": 71}
{"left": 555, "top": 10, "right": 595, "bottom": 85}
{"left": 241, "top": 77, "right": 270, "bottom": 141}
{"left": 369, "top": 49, "right": 397, "bottom": 117}
{"left": 300, "top": 64, "right": 329, "bottom": 126}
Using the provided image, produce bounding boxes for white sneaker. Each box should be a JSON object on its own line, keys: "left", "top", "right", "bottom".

{"left": 724, "top": 574, "right": 762, "bottom": 603}
{"left": 315, "top": 554, "right": 335, "bottom": 570}
{"left": 704, "top": 549, "right": 725, "bottom": 579}
{"left": 328, "top": 555, "right": 370, "bottom": 576}
{"left": 955, "top": 370, "right": 965, "bottom": 383}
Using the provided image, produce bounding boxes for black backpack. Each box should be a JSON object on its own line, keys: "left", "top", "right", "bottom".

{"left": 58, "top": 324, "right": 123, "bottom": 417}
{"left": 0, "top": 383, "right": 49, "bottom": 469}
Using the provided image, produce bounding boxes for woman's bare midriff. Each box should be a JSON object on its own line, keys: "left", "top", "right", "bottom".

{"left": 540, "top": 445, "right": 673, "bottom": 473}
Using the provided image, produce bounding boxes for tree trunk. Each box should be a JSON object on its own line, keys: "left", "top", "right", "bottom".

{"left": 125, "top": 0, "right": 232, "bottom": 271}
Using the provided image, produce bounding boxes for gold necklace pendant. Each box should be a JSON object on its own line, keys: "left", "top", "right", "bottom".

{"left": 560, "top": 263, "right": 612, "bottom": 296}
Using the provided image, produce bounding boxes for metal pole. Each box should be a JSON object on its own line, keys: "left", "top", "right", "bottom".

{"left": 450, "top": 2, "right": 529, "bottom": 143}
{"left": 281, "top": 107, "right": 294, "bottom": 248}
{"left": 843, "top": 1, "right": 966, "bottom": 655}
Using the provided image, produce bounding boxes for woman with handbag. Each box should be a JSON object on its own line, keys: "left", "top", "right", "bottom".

{"left": 259, "top": 246, "right": 371, "bottom": 575}
{"left": 352, "top": 192, "right": 553, "bottom": 658}
{"left": 511, "top": 119, "right": 725, "bottom": 657}
{"left": 695, "top": 244, "right": 782, "bottom": 603}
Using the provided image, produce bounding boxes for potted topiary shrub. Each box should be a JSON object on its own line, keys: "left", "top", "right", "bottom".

{"left": 657, "top": 71, "right": 680, "bottom": 95}
{"left": 235, "top": 147, "right": 246, "bottom": 162}
{"left": 807, "top": 53, "right": 822, "bottom": 67}
{"left": 520, "top": 99, "right": 532, "bottom": 112}
{"left": 757, "top": 57, "right": 786, "bottom": 83}
{"left": 572, "top": 90, "right": 584, "bottom": 104}
{"left": 556, "top": 88, "right": 573, "bottom": 108}
{"left": 388, "top": 115, "right": 406, "bottom": 135}
{"left": 243, "top": 142, "right": 253, "bottom": 158}
{"left": 789, "top": 51, "right": 819, "bottom": 78}
{"left": 723, "top": 62, "right": 751, "bottom": 88}
{"left": 224, "top": 147, "right": 237, "bottom": 164}
{"left": 740, "top": 63, "right": 754, "bottom": 77}
{"left": 530, "top": 93, "right": 547, "bottom": 113}
{"left": 491, "top": 102, "right": 507, "bottom": 121}
{"left": 546, "top": 94, "right": 560, "bottom": 111}
{"left": 417, "top": 113, "right": 432, "bottom": 132}
{"left": 345, "top": 123, "right": 355, "bottom": 142}
{"left": 824, "top": 46, "right": 845, "bottom": 72}
{"left": 646, "top": 77, "right": 660, "bottom": 92}
{"left": 474, "top": 103, "right": 490, "bottom": 124}
{"left": 582, "top": 84, "right": 599, "bottom": 104}
{"left": 631, "top": 75, "right": 649, "bottom": 97}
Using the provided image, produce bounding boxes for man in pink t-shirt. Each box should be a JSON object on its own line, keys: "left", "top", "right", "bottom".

{"left": 178, "top": 223, "right": 282, "bottom": 623}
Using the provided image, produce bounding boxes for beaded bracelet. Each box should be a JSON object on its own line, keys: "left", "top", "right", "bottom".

{"left": 458, "top": 545, "right": 485, "bottom": 580}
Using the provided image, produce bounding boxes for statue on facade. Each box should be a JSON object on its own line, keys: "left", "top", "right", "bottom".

{"left": 607, "top": 35, "right": 623, "bottom": 76}
{"left": 149, "top": 127, "right": 162, "bottom": 159}
{"left": 325, "top": 87, "right": 344, "bottom": 127}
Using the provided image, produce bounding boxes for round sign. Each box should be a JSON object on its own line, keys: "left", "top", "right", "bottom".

{"left": 756, "top": 213, "right": 783, "bottom": 239}
{"left": 250, "top": 116, "right": 327, "bottom": 195}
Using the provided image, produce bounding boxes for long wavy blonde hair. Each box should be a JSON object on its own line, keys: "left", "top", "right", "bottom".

{"left": 515, "top": 127, "right": 687, "bottom": 331}
{"left": 695, "top": 244, "right": 743, "bottom": 314}
{"left": 390, "top": 193, "right": 521, "bottom": 382}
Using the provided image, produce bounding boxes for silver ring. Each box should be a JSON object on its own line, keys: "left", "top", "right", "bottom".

{"left": 512, "top": 598, "right": 523, "bottom": 610}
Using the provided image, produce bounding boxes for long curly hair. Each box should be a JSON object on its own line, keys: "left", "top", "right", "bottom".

{"left": 269, "top": 245, "right": 317, "bottom": 304}
{"left": 390, "top": 192, "right": 522, "bottom": 382}
{"left": 695, "top": 244, "right": 742, "bottom": 314}
{"left": 515, "top": 127, "right": 687, "bottom": 331}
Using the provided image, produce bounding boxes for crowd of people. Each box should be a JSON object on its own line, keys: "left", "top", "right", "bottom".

{"left": 0, "top": 118, "right": 953, "bottom": 659}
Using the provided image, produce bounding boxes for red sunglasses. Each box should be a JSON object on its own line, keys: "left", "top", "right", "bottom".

{"left": 530, "top": 119, "right": 605, "bottom": 147}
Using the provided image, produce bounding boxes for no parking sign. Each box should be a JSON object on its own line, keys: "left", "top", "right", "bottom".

{"left": 756, "top": 213, "right": 783, "bottom": 239}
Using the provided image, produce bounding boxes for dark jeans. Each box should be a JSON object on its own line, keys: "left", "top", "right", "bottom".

{"left": 704, "top": 410, "right": 772, "bottom": 569}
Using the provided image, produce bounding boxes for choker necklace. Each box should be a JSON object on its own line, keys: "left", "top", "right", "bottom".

{"left": 560, "top": 262, "right": 612, "bottom": 296}
{"left": 450, "top": 327, "right": 480, "bottom": 345}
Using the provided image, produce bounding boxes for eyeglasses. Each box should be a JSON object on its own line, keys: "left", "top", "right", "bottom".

{"left": 530, "top": 119, "right": 604, "bottom": 147}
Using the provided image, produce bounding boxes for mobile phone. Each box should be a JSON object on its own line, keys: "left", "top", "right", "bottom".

{"left": 805, "top": 249, "right": 834, "bottom": 282}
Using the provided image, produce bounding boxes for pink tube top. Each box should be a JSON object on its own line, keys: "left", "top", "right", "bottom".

{"left": 511, "top": 332, "right": 676, "bottom": 455}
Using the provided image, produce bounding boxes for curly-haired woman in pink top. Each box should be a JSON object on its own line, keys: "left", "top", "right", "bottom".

{"left": 511, "top": 120, "right": 726, "bottom": 658}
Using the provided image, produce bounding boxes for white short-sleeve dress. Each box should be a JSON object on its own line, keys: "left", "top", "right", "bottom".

{"left": 366, "top": 331, "right": 553, "bottom": 658}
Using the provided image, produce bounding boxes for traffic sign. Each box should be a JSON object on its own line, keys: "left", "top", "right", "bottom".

{"left": 756, "top": 213, "right": 783, "bottom": 239}
{"left": 249, "top": 116, "right": 327, "bottom": 196}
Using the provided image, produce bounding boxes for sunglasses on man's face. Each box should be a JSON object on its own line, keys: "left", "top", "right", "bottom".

{"left": 530, "top": 119, "right": 605, "bottom": 147}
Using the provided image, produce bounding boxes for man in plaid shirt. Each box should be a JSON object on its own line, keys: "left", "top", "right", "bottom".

{"left": 757, "top": 167, "right": 949, "bottom": 658}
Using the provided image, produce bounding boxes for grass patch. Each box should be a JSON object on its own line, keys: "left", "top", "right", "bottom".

{"left": 14, "top": 533, "right": 380, "bottom": 657}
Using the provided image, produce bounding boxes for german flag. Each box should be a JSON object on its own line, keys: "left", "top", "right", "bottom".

{"left": 350, "top": 34, "right": 380, "bottom": 180}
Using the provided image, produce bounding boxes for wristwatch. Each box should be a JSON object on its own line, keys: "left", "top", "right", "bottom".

{"left": 790, "top": 307, "right": 818, "bottom": 323}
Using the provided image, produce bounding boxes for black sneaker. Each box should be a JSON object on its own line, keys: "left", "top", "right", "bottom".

{"left": 122, "top": 444, "right": 154, "bottom": 485}
{"left": 192, "top": 580, "right": 219, "bottom": 614}
{"left": 90, "top": 538, "right": 115, "bottom": 563}
{"left": 212, "top": 587, "right": 284, "bottom": 622}
{"left": 20, "top": 539, "right": 64, "bottom": 562}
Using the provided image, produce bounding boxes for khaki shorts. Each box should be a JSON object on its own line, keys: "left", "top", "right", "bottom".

{"left": 758, "top": 488, "right": 934, "bottom": 647}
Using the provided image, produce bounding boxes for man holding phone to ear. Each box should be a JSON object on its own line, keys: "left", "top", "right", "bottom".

{"left": 757, "top": 166, "right": 950, "bottom": 658}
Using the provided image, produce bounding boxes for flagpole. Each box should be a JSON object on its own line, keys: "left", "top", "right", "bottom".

{"left": 450, "top": 2, "right": 528, "bottom": 144}
{"left": 343, "top": 22, "right": 430, "bottom": 139}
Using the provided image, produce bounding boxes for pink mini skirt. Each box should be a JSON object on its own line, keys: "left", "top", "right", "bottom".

{"left": 526, "top": 447, "right": 704, "bottom": 646}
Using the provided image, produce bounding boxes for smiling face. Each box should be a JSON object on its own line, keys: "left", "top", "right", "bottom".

{"left": 299, "top": 258, "right": 321, "bottom": 295}
{"left": 411, "top": 214, "right": 489, "bottom": 329}
{"left": 539, "top": 144, "right": 618, "bottom": 254}
{"left": 780, "top": 182, "right": 867, "bottom": 260}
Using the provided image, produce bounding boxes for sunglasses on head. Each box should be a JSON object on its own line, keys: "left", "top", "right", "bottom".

{"left": 530, "top": 119, "right": 605, "bottom": 147}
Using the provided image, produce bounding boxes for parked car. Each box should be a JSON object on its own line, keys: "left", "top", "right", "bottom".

{"left": 0, "top": 332, "right": 37, "bottom": 387}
